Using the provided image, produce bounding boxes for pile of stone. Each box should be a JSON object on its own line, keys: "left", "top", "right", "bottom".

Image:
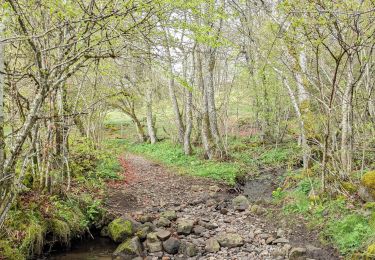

{"left": 102, "top": 206, "right": 246, "bottom": 260}
{"left": 102, "top": 188, "right": 322, "bottom": 260}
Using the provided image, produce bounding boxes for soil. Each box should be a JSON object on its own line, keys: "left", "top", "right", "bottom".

{"left": 104, "top": 153, "right": 341, "bottom": 260}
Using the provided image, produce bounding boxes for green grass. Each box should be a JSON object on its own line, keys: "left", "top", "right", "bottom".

{"left": 229, "top": 137, "right": 301, "bottom": 169}
{"left": 278, "top": 169, "right": 375, "bottom": 256}
{"left": 113, "top": 139, "right": 239, "bottom": 184}
{"left": 324, "top": 214, "right": 374, "bottom": 254}
{"left": 106, "top": 135, "right": 301, "bottom": 185}
{"left": 104, "top": 110, "right": 132, "bottom": 126}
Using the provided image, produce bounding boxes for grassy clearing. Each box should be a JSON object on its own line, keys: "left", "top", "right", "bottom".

{"left": 0, "top": 138, "right": 122, "bottom": 259}
{"left": 113, "top": 139, "right": 239, "bottom": 184}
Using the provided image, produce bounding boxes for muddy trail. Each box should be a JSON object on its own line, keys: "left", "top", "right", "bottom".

{"left": 103, "top": 154, "right": 340, "bottom": 260}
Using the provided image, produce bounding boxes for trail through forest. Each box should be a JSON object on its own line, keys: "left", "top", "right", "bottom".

{"left": 103, "top": 153, "right": 339, "bottom": 260}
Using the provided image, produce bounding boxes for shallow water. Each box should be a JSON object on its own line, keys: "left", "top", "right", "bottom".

{"left": 42, "top": 236, "right": 117, "bottom": 260}
{"left": 242, "top": 170, "right": 279, "bottom": 202}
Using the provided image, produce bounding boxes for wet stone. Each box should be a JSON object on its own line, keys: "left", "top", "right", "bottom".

{"left": 163, "top": 237, "right": 181, "bottom": 254}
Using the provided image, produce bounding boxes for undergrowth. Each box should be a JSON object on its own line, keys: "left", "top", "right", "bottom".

{"left": 0, "top": 138, "right": 121, "bottom": 259}
{"left": 276, "top": 169, "right": 375, "bottom": 257}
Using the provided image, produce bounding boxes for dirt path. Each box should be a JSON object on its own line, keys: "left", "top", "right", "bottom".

{"left": 105, "top": 154, "right": 339, "bottom": 260}
{"left": 106, "top": 154, "right": 227, "bottom": 214}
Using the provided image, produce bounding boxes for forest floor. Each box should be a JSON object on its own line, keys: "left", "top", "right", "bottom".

{"left": 105, "top": 153, "right": 340, "bottom": 260}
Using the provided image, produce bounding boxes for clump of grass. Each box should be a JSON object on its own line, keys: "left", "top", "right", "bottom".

{"left": 283, "top": 190, "right": 311, "bottom": 214}
{"left": 20, "top": 221, "right": 46, "bottom": 256}
{"left": 48, "top": 219, "right": 71, "bottom": 245}
{"left": 96, "top": 156, "right": 122, "bottom": 180}
{"left": 5, "top": 209, "right": 47, "bottom": 257}
{"left": 229, "top": 137, "right": 301, "bottom": 170}
{"left": 0, "top": 240, "right": 24, "bottom": 260}
{"left": 324, "top": 214, "right": 373, "bottom": 254}
{"left": 51, "top": 198, "right": 88, "bottom": 236}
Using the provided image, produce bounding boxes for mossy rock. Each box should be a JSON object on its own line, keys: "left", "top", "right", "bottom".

{"left": 366, "top": 243, "right": 375, "bottom": 259}
{"left": 0, "top": 240, "right": 25, "bottom": 260}
{"left": 160, "top": 210, "right": 177, "bottom": 221}
{"left": 113, "top": 237, "right": 142, "bottom": 257}
{"left": 136, "top": 223, "right": 153, "bottom": 241}
{"left": 362, "top": 171, "right": 375, "bottom": 200}
{"left": 108, "top": 218, "right": 134, "bottom": 242}
{"left": 341, "top": 181, "right": 358, "bottom": 194}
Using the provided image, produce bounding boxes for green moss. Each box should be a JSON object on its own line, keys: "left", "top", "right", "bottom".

{"left": 108, "top": 218, "right": 134, "bottom": 242}
{"left": 341, "top": 181, "right": 358, "bottom": 194}
{"left": 19, "top": 221, "right": 47, "bottom": 256}
{"left": 0, "top": 240, "right": 25, "bottom": 260}
{"left": 160, "top": 210, "right": 177, "bottom": 221}
{"left": 367, "top": 243, "right": 375, "bottom": 259}
{"left": 52, "top": 199, "right": 88, "bottom": 235}
{"left": 364, "top": 202, "right": 375, "bottom": 210}
{"left": 362, "top": 171, "right": 375, "bottom": 199}
{"left": 49, "top": 219, "right": 71, "bottom": 244}
{"left": 114, "top": 237, "right": 141, "bottom": 256}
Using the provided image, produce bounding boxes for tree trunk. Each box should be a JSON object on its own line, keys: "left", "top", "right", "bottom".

{"left": 146, "top": 86, "right": 157, "bottom": 144}
{"left": 340, "top": 59, "right": 354, "bottom": 179}
{"left": 197, "top": 47, "right": 212, "bottom": 159}
{"left": 296, "top": 50, "right": 310, "bottom": 103}
{"left": 164, "top": 29, "right": 184, "bottom": 143}
{"left": 207, "top": 47, "right": 224, "bottom": 156}
{"left": 184, "top": 89, "right": 193, "bottom": 155}
{"left": 275, "top": 67, "right": 310, "bottom": 170}
{"left": 0, "top": 23, "right": 5, "bottom": 181}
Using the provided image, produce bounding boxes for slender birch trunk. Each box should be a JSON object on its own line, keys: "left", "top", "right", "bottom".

{"left": 184, "top": 90, "right": 193, "bottom": 155}
{"left": 340, "top": 58, "right": 355, "bottom": 179}
{"left": 146, "top": 85, "right": 157, "bottom": 144}
{"left": 274, "top": 67, "right": 310, "bottom": 170}
{"left": 164, "top": 29, "right": 184, "bottom": 143}
{"left": 0, "top": 23, "right": 5, "bottom": 181}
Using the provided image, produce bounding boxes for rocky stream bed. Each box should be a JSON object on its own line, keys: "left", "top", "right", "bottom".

{"left": 53, "top": 154, "right": 340, "bottom": 260}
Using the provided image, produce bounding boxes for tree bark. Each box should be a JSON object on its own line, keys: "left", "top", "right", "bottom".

{"left": 0, "top": 23, "right": 5, "bottom": 181}
{"left": 274, "top": 68, "right": 310, "bottom": 170}
{"left": 340, "top": 58, "right": 355, "bottom": 178}
{"left": 207, "top": 47, "right": 224, "bottom": 156}
{"left": 184, "top": 89, "right": 193, "bottom": 155}
{"left": 164, "top": 28, "right": 185, "bottom": 143}
{"left": 197, "top": 47, "right": 212, "bottom": 159}
{"left": 146, "top": 85, "right": 157, "bottom": 144}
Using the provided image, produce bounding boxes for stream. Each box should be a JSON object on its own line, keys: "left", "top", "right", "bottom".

{"left": 41, "top": 236, "right": 117, "bottom": 260}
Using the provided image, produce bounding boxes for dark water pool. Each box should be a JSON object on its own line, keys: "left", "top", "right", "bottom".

{"left": 40, "top": 236, "right": 117, "bottom": 260}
